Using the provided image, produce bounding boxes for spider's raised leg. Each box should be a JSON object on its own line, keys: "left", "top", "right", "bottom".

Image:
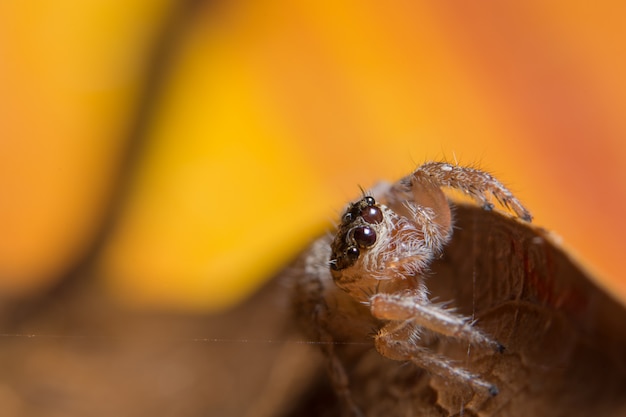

{"left": 406, "top": 162, "right": 532, "bottom": 222}
{"left": 374, "top": 162, "right": 531, "bottom": 270}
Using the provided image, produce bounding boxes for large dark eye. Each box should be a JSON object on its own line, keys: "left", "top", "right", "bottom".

{"left": 360, "top": 205, "right": 383, "bottom": 224}
{"left": 364, "top": 196, "right": 375, "bottom": 206}
{"left": 346, "top": 246, "right": 360, "bottom": 259}
{"left": 353, "top": 226, "right": 377, "bottom": 247}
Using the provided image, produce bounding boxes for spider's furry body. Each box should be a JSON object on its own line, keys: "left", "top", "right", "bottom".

{"left": 293, "top": 162, "right": 532, "bottom": 416}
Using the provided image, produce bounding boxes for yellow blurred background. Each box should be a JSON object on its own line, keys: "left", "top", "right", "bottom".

{"left": 1, "top": 0, "right": 625, "bottom": 312}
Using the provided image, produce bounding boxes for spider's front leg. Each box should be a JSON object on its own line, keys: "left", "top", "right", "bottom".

{"left": 374, "top": 319, "right": 499, "bottom": 396}
{"left": 370, "top": 290, "right": 502, "bottom": 396}
{"left": 371, "top": 291, "right": 503, "bottom": 352}
{"left": 399, "top": 162, "right": 533, "bottom": 222}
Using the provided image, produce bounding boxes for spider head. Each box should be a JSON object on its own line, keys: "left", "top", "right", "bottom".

{"left": 329, "top": 196, "right": 384, "bottom": 272}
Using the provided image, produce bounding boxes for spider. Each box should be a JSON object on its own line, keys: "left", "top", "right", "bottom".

{"left": 293, "top": 162, "right": 532, "bottom": 416}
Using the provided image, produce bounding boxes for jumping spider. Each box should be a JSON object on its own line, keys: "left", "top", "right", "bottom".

{"left": 294, "top": 162, "right": 532, "bottom": 416}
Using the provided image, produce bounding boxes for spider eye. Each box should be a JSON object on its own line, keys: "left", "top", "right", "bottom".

{"left": 360, "top": 206, "right": 383, "bottom": 224}
{"left": 364, "top": 196, "right": 375, "bottom": 206}
{"left": 342, "top": 211, "right": 354, "bottom": 222}
{"left": 346, "top": 246, "right": 360, "bottom": 259}
{"left": 353, "top": 226, "right": 377, "bottom": 247}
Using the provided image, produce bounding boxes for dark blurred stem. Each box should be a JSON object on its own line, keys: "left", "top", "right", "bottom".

{"left": 10, "top": 0, "right": 212, "bottom": 317}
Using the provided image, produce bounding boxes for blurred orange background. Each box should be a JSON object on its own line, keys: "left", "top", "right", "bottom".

{"left": 1, "top": 0, "right": 625, "bottom": 312}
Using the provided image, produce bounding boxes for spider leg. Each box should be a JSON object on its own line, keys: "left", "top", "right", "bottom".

{"left": 369, "top": 290, "right": 501, "bottom": 395}
{"left": 370, "top": 291, "right": 503, "bottom": 352}
{"left": 409, "top": 162, "right": 532, "bottom": 221}
{"left": 374, "top": 323, "right": 499, "bottom": 396}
